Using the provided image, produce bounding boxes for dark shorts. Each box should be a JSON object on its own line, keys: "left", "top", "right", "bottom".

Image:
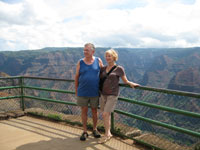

{"left": 76, "top": 96, "right": 99, "bottom": 108}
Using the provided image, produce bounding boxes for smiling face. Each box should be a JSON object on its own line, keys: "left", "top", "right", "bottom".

{"left": 105, "top": 49, "right": 118, "bottom": 64}
{"left": 105, "top": 52, "right": 115, "bottom": 64}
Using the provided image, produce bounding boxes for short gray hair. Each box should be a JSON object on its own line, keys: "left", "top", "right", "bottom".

{"left": 84, "top": 43, "right": 95, "bottom": 50}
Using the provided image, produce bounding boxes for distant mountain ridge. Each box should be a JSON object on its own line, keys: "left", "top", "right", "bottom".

{"left": 0, "top": 47, "right": 200, "bottom": 92}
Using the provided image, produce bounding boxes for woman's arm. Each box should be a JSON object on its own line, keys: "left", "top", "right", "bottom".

{"left": 121, "top": 75, "right": 140, "bottom": 88}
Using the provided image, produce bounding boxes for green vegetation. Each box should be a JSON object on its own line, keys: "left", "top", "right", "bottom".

{"left": 47, "top": 114, "right": 62, "bottom": 121}
{"left": 28, "top": 111, "right": 44, "bottom": 116}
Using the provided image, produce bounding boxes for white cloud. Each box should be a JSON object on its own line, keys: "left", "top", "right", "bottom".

{"left": 0, "top": 0, "right": 200, "bottom": 51}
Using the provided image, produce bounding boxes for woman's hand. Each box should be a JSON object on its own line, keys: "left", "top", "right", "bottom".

{"left": 121, "top": 75, "right": 140, "bottom": 88}
{"left": 128, "top": 81, "right": 140, "bottom": 88}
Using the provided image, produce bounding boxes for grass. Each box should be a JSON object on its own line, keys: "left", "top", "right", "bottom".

{"left": 47, "top": 114, "right": 62, "bottom": 121}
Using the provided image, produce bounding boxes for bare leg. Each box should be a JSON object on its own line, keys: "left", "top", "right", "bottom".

{"left": 81, "top": 106, "right": 88, "bottom": 132}
{"left": 102, "top": 112, "right": 112, "bottom": 137}
{"left": 91, "top": 107, "right": 98, "bottom": 130}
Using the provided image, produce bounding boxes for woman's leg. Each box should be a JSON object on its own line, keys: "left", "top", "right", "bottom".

{"left": 102, "top": 111, "right": 112, "bottom": 137}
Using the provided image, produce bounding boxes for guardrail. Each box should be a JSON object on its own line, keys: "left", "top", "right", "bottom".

{"left": 0, "top": 76, "right": 199, "bottom": 150}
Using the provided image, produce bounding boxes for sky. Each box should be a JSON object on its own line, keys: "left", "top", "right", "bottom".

{"left": 0, "top": 0, "right": 200, "bottom": 51}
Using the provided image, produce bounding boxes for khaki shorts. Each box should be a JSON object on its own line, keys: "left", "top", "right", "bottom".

{"left": 76, "top": 96, "right": 99, "bottom": 108}
{"left": 100, "top": 95, "right": 118, "bottom": 112}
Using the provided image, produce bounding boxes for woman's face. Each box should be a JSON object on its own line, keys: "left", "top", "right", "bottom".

{"left": 105, "top": 53, "right": 114, "bottom": 64}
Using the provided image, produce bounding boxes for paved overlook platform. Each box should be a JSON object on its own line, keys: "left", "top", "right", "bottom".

{"left": 0, "top": 116, "right": 147, "bottom": 150}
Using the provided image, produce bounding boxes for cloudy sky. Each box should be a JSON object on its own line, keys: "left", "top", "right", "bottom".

{"left": 0, "top": 0, "right": 200, "bottom": 51}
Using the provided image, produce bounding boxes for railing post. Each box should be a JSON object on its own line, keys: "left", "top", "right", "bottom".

{"left": 111, "top": 112, "right": 114, "bottom": 132}
{"left": 20, "top": 76, "right": 25, "bottom": 111}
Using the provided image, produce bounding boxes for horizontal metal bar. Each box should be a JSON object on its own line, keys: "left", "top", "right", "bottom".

{"left": 119, "top": 83, "right": 200, "bottom": 99}
{"left": 23, "top": 86, "right": 75, "bottom": 94}
{"left": 22, "top": 76, "right": 74, "bottom": 82}
{"left": 0, "top": 76, "right": 21, "bottom": 80}
{"left": 0, "top": 86, "right": 21, "bottom": 90}
{"left": 24, "top": 95, "right": 77, "bottom": 106}
{"left": 115, "top": 109, "right": 200, "bottom": 138}
{"left": 1, "top": 76, "right": 199, "bottom": 99}
{"left": 1, "top": 76, "right": 198, "bottom": 99}
{"left": 0, "top": 96, "right": 22, "bottom": 100}
{"left": 118, "top": 97, "right": 200, "bottom": 118}
{"left": 23, "top": 85, "right": 200, "bottom": 118}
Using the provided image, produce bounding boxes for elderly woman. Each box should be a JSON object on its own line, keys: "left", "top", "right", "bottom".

{"left": 98, "top": 49, "right": 140, "bottom": 144}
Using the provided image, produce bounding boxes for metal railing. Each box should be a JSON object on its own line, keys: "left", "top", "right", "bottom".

{"left": 0, "top": 76, "right": 200, "bottom": 150}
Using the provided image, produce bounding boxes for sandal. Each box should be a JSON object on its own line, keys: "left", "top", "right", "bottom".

{"left": 98, "top": 135, "right": 112, "bottom": 144}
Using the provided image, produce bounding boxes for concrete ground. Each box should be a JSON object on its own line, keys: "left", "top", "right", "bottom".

{"left": 0, "top": 116, "right": 145, "bottom": 150}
